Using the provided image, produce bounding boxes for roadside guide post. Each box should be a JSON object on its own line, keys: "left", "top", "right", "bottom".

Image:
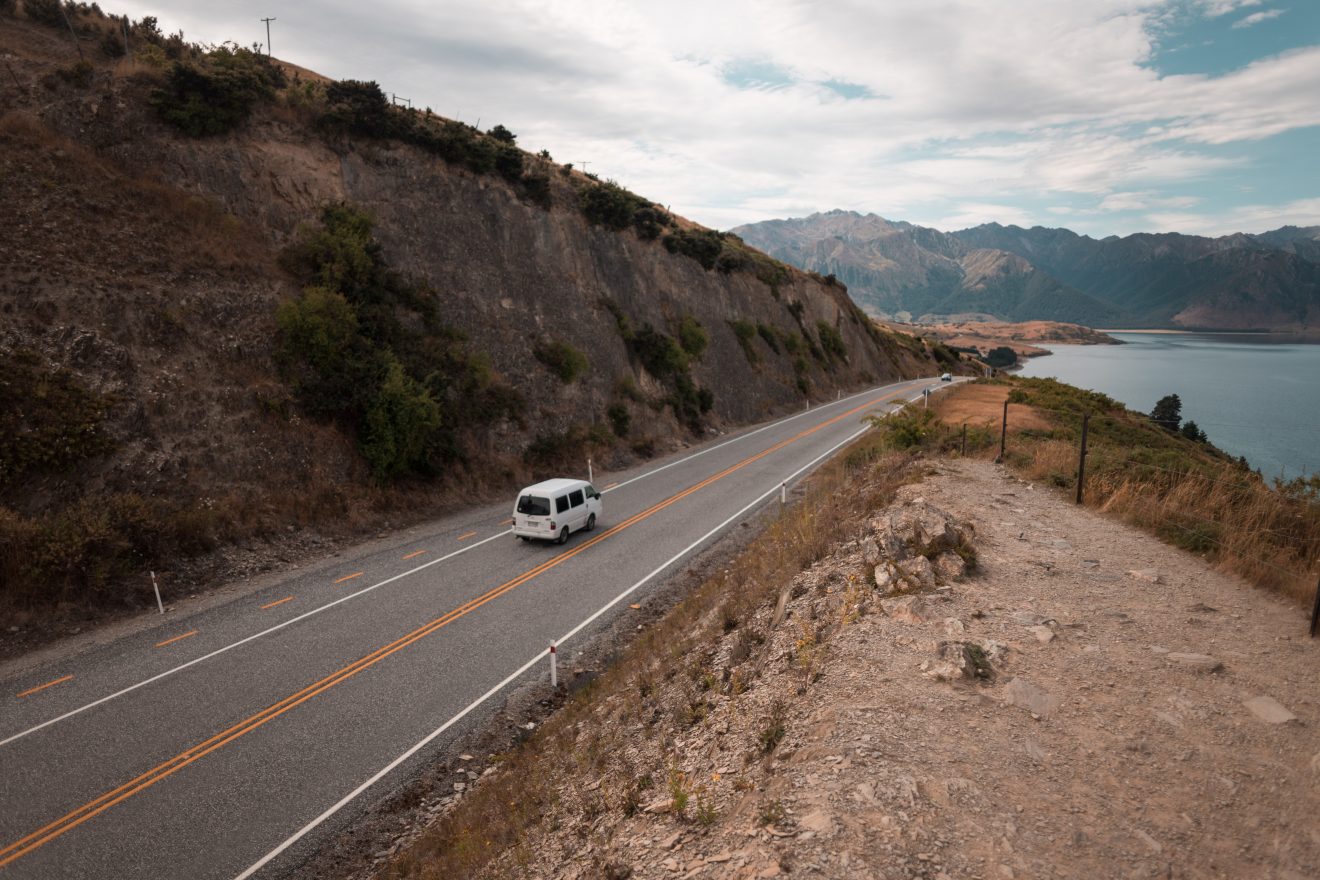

{"left": 150, "top": 570, "right": 164, "bottom": 615}
{"left": 549, "top": 643, "right": 558, "bottom": 688}
{"left": 588, "top": 458, "right": 593, "bottom": 484}
{"left": 780, "top": 481, "right": 787, "bottom": 507}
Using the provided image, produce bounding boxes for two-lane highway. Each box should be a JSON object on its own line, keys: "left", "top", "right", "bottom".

{"left": 0, "top": 377, "right": 950, "bottom": 878}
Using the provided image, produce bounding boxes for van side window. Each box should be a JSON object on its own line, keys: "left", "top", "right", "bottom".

{"left": 555, "top": 495, "right": 570, "bottom": 514}
{"left": 569, "top": 489, "right": 584, "bottom": 508}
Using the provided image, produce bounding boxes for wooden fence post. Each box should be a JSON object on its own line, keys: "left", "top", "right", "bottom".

{"left": 996, "top": 399, "right": 1008, "bottom": 462}
{"left": 1310, "top": 576, "right": 1319, "bottom": 638}
{"left": 961, "top": 423, "right": 967, "bottom": 457}
{"left": 1075, "top": 412, "right": 1090, "bottom": 505}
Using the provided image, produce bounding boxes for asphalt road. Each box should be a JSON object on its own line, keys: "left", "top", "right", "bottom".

{"left": 0, "top": 377, "right": 952, "bottom": 879}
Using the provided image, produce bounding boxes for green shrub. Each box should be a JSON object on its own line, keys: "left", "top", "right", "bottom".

{"left": 756, "top": 323, "right": 780, "bottom": 354}
{"left": 487, "top": 124, "right": 516, "bottom": 143}
{"left": 494, "top": 143, "right": 523, "bottom": 182}
{"left": 23, "top": 0, "right": 64, "bottom": 27}
{"left": 985, "top": 346, "right": 1017, "bottom": 368}
{"left": 729, "top": 319, "right": 758, "bottom": 364}
{"left": 579, "top": 180, "right": 652, "bottom": 232}
{"left": 607, "top": 403, "right": 631, "bottom": 437}
{"left": 318, "top": 79, "right": 395, "bottom": 137}
{"left": 631, "top": 325, "right": 687, "bottom": 379}
{"left": 534, "top": 339, "right": 589, "bottom": 383}
{"left": 662, "top": 228, "right": 723, "bottom": 270}
{"left": 151, "top": 46, "right": 284, "bottom": 136}
{"left": 360, "top": 357, "right": 442, "bottom": 481}
{"left": 520, "top": 171, "right": 552, "bottom": 208}
{"left": 816, "top": 321, "right": 847, "bottom": 363}
{"left": 677, "top": 315, "right": 708, "bottom": 358}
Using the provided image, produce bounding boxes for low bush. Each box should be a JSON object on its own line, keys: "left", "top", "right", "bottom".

{"left": 534, "top": 339, "right": 589, "bottom": 383}
{"left": 816, "top": 320, "right": 847, "bottom": 364}
{"left": 677, "top": 315, "right": 708, "bottom": 359}
{"left": 630, "top": 325, "right": 688, "bottom": 379}
{"left": 152, "top": 45, "right": 285, "bottom": 137}
{"left": 607, "top": 403, "right": 631, "bottom": 437}
{"left": 0, "top": 350, "right": 118, "bottom": 486}
{"left": 729, "top": 319, "right": 758, "bottom": 364}
{"left": 662, "top": 228, "right": 723, "bottom": 270}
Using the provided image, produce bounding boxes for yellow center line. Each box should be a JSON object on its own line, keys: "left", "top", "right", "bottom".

{"left": 604, "top": 482, "right": 619, "bottom": 490}
{"left": 499, "top": 518, "right": 513, "bottom": 526}
{"left": 456, "top": 531, "right": 477, "bottom": 541}
{"left": 401, "top": 550, "right": 427, "bottom": 560}
{"left": 16, "top": 675, "right": 73, "bottom": 699}
{"left": 155, "top": 631, "right": 198, "bottom": 649}
{"left": 334, "top": 572, "right": 363, "bottom": 584}
{"left": 0, "top": 390, "right": 899, "bottom": 868}
{"left": 260, "top": 597, "right": 294, "bottom": 611}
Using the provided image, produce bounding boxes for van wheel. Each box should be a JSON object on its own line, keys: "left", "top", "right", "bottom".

{"left": 516, "top": 535, "right": 527, "bottom": 541}
{"left": 557, "top": 526, "right": 569, "bottom": 545}
{"left": 586, "top": 513, "right": 596, "bottom": 531}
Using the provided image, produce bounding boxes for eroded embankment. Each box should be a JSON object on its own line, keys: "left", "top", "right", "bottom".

{"left": 368, "top": 448, "right": 1317, "bottom": 880}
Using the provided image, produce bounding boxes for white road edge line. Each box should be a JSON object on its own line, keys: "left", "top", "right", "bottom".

{"left": 1, "top": 381, "right": 920, "bottom": 749}
{"left": 0, "top": 532, "right": 506, "bottom": 749}
{"left": 233, "top": 405, "right": 897, "bottom": 880}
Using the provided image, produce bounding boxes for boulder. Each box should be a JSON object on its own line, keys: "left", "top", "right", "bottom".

{"left": 1243, "top": 695, "right": 1297, "bottom": 724}
{"left": 1165, "top": 652, "right": 1223, "bottom": 673}
{"left": 1127, "top": 568, "right": 1162, "bottom": 584}
{"left": 881, "top": 596, "right": 930, "bottom": 624}
{"left": 934, "top": 551, "right": 967, "bottom": 581}
{"left": 1002, "top": 677, "right": 1060, "bottom": 718}
{"left": 897, "top": 555, "right": 937, "bottom": 590}
{"left": 861, "top": 537, "right": 881, "bottom": 566}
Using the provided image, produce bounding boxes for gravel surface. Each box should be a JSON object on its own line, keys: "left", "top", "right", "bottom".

{"left": 462, "top": 458, "right": 1319, "bottom": 880}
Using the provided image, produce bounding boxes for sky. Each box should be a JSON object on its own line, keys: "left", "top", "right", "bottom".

{"left": 110, "top": 0, "right": 1320, "bottom": 238}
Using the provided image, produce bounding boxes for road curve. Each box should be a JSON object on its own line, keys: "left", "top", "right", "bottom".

{"left": 0, "top": 377, "right": 952, "bottom": 879}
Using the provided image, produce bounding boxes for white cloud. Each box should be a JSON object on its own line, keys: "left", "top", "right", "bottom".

{"left": 106, "top": 0, "right": 1320, "bottom": 236}
{"left": 1232, "top": 9, "right": 1286, "bottom": 28}
{"left": 1146, "top": 197, "right": 1320, "bottom": 234}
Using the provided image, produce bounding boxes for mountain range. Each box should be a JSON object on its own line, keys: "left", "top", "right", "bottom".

{"left": 732, "top": 211, "right": 1320, "bottom": 331}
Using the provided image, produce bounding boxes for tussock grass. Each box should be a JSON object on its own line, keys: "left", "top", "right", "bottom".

{"left": 940, "top": 378, "right": 1320, "bottom": 604}
{"left": 384, "top": 435, "right": 918, "bottom": 879}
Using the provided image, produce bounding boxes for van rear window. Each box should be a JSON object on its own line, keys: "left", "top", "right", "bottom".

{"left": 517, "top": 495, "right": 550, "bottom": 516}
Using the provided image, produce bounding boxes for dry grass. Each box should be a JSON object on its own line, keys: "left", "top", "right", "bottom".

{"left": 931, "top": 382, "right": 1052, "bottom": 432}
{"left": 936, "top": 380, "right": 1320, "bottom": 605}
{"left": 383, "top": 437, "right": 919, "bottom": 879}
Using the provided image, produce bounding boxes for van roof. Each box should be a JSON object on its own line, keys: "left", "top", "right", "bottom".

{"left": 518, "top": 478, "right": 589, "bottom": 496}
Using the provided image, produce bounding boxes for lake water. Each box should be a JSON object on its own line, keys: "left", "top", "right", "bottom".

{"left": 1017, "top": 332, "right": 1320, "bottom": 480}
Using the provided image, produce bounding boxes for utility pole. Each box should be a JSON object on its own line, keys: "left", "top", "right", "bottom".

{"left": 260, "top": 17, "right": 276, "bottom": 57}
{"left": 578, "top": 161, "right": 591, "bottom": 176}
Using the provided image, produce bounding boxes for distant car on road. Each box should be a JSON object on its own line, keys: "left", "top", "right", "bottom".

{"left": 941, "top": 372, "right": 952, "bottom": 382}
{"left": 513, "top": 478, "right": 602, "bottom": 544}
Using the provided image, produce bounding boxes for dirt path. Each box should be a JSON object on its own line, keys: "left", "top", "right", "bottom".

{"left": 489, "top": 458, "right": 1318, "bottom": 880}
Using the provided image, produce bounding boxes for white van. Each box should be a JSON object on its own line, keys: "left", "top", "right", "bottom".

{"left": 512, "top": 478, "right": 603, "bottom": 544}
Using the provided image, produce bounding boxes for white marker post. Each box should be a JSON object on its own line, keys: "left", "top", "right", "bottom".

{"left": 549, "top": 643, "right": 558, "bottom": 688}
{"left": 150, "top": 571, "right": 164, "bottom": 614}
{"left": 588, "top": 458, "right": 593, "bottom": 483}
{"left": 780, "top": 481, "right": 787, "bottom": 506}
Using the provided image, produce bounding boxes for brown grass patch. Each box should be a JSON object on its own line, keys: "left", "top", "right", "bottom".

{"left": 384, "top": 438, "right": 920, "bottom": 879}
{"left": 932, "top": 382, "right": 1052, "bottom": 432}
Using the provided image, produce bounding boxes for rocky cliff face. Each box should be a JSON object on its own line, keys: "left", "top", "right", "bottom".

{"left": 0, "top": 13, "right": 939, "bottom": 616}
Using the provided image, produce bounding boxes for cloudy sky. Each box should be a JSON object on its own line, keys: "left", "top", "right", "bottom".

{"left": 113, "top": 0, "right": 1320, "bottom": 238}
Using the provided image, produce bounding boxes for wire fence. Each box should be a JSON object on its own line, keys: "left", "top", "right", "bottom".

{"left": 970, "top": 397, "right": 1320, "bottom": 637}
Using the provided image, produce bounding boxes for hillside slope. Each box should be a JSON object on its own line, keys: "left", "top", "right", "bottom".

{"left": 733, "top": 211, "right": 1119, "bottom": 325}
{"left": 735, "top": 211, "right": 1320, "bottom": 330}
{"left": 0, "top": 8, "right": 945, "bottom": 625}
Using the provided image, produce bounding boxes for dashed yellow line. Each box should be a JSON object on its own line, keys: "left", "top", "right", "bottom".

{"left": 456, "top": 531, "right": 477, "bottom": 541}
{"left": 334, "top": 572, "right": 363, "bottom": 584}
{"left": 16, "top": 675, "right": 73, "bottom": 699}
{"left": 604, "top": 482, "right": 619, "bottom": 490}
{"left": 0, "top": 391, "right": 899, "bottom": 868}
{"left": 260, "top": 596, "right": 294, "bottom": 610}
{"left": 499, "top": 518, "right": 513, "bottom": 526}
{"left": 402, "top": 550, "right": 426, "bottom": 560}
{"left": 155, "top": 631, "right": 198, "bottom": 649}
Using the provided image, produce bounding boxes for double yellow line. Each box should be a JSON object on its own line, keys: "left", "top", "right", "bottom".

{"left": 0, "top": 391, "right": 895, "bottom": 867}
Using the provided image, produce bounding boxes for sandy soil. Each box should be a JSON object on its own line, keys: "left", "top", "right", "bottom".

{"left": 930, "top": 384, "right": 1053, "bottom": 433}
{"left": 478, "top": 458, "right": 1319, "bottom": 880}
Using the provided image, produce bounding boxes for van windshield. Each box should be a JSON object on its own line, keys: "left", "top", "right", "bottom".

{"left": 517, "top": 495, "right": 551, "bottom": 517}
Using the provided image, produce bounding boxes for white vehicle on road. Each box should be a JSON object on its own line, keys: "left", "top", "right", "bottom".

{"left": 513, "top": 478, "right": 602, "bottom": 544}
